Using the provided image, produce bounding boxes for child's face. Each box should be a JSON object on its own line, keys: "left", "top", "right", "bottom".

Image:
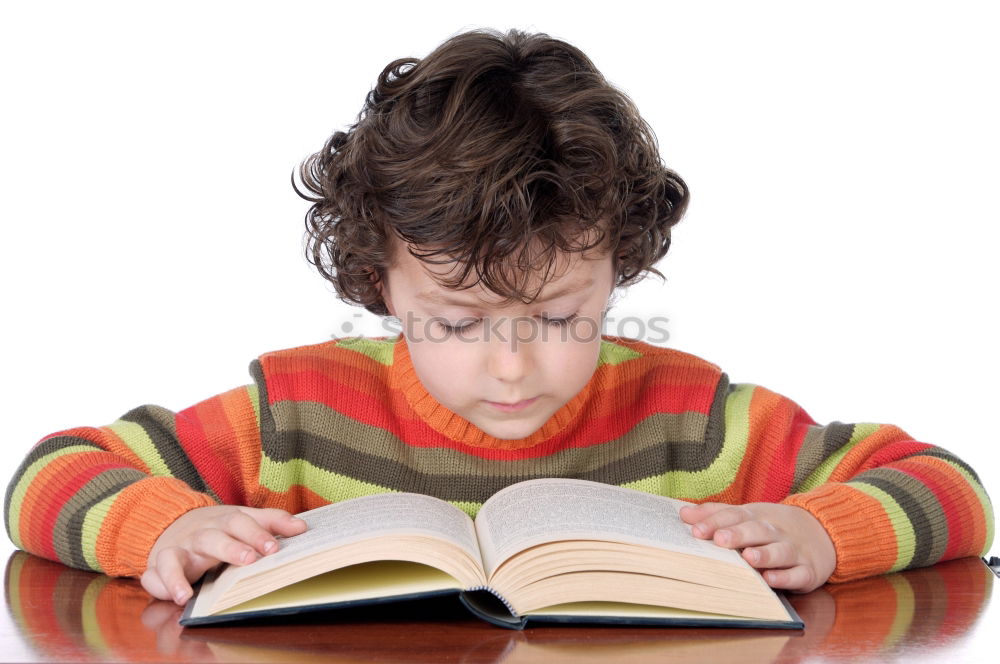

{"left": 377, "top": 240, "right": 616, "bottom": 440}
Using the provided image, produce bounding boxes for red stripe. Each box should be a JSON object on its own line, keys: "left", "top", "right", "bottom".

{"left": 891, "top": 459, "right": 967, "bottom": 560}
{"left": 761, "top": 408, "right": 813, "bottom": 501}
{"left": 861, "top": 440, "right": 934, "bottom": 471}
{"left": 32, "top": 462, "right": 121, "bottom": 562}
{"left": 14, "top": 558, "right": 81, "bottom": 656}
{"left": 176, "top": 398, "right": 241, "bottom": 503}
{"left": 267, "top": 369, "right": 718, "bottom": 460}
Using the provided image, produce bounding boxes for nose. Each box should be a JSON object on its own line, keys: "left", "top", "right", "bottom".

{"left": 486, "top": 316, "right": 535, "bottom": 383}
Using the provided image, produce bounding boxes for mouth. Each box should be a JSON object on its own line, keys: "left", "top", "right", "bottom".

{"left": 485, "top": 397, "right": 539, "bottom": 413}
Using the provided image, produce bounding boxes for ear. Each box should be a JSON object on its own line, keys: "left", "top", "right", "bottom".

{"left": 370, "top": 269, "right": 396, "bottom": 317}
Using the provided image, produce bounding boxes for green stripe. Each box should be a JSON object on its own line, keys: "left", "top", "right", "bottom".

{"left": 332, "top": 335, "right": 642, "bottom": 369}
{"left": 883, "top": 573, "right": 915, "bottom": 651}
{"left": 105, "top": 420, "right": 172, "bottom": 476}
{"left": 247, "top": 383, "right": 261, "bottom": 430}
{"left": 261, "top": 455, "right": 497, "bottom": 517}
{"left": 798, "top": 422, "right": 881, "bottom": 491}
{"left": 260, "top": 457, "right": 398, "bottom": 503}
{"left": 6, "top": 445, "right": 101, "bottom": 548}
{"left": 448, "top": 500, "right": 484, "bottom": 518}
{"left": 80, "top": 495, "right": 116, "bottom": 572}
{"left": 848, "top": 481, "right": 915, "bottom": 571}
{"left": 5, "top": 554, "right": 26, "bottom": 632}
{"left": 622, "top": 383, "right": 754, "bottom": 500}
{"left": 81, "top": 575, "right": 113, "bottom": 654}
{"left": 334, "top": 336, "right": 398, "bottom": 365}
{"left": 597, "top": 340, "right": 642, "bottom": 366}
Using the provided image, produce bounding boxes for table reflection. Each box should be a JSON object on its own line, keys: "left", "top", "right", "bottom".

{"left": 3, "top": 552, "right": 994, "bottom": 663}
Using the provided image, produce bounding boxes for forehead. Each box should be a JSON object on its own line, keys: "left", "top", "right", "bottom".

{"left": 389, "top": 240, "right": 608, "bottom": 307}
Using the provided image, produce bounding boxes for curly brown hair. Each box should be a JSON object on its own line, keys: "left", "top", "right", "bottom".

{"left": 295, "top": 28, "right": 689, "bottom": 317}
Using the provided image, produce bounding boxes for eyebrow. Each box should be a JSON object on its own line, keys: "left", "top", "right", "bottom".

{"left": 415, "top": 278, "right": 595, "bottom": 307}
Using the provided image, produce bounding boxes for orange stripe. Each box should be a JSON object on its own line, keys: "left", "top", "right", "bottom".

{"left": 256, "top": 483, "right": 331, "bottom": 514}
{"left": 18, "top": 450, "right": 128, "bottom": 553}
{"left": 826, "top": 424, "right": 914, "bottom": 481}
{"left": 93, "top": 579, "right": 163, "bottom": 661}
{"left": 704, "top": 387, "right": 795, "bottom": 503}
{"left": 219, "top": 386, "right": 265, "bottom": 505}
{"left": 787, "top": 483, "right": 899, "bottom": 582}
{"left": 825, "top": 576, "right": 898, "bottom": 647}
{"left": 178, "top": 386, "right": 262, "bottom": 503}
{"left": 59, "top": 425, "right": 150, "bottom": 472}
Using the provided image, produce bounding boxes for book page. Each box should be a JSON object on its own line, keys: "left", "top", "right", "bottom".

{"left": 238, "top": 492, "right": 481, "bottom": 578}
{"left": 474, "top": 478, "right": 743, "bottom": 577}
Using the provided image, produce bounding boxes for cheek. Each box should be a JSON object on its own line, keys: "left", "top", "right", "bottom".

{"left": 409, "top": 338, "right": 478, "bottom": 390}
{"left": 544, "top": 335, "right": 602, "bottom": 388}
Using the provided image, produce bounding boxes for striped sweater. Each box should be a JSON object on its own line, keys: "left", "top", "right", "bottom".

{"left": 4, "top": 334, "right": 994, "bottom": 582}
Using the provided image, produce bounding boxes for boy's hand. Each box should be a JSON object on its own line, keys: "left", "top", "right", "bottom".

{"left": 141, "top": 506, "right": 308, "bottom": 606}
{"left": 679, "top": 502, "right": 836, "bottom": 593}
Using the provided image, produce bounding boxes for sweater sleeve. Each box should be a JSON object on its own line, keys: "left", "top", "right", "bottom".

{"left": 718, "top": 381, "right": 994, "bottom": 583}
{"left": 3, "top": 362, "right": 272, "bottom": 578}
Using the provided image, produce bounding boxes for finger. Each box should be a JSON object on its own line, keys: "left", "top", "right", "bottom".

{"left": 210, "top": 510, "right": 288, "bottom": 557}
{"left": 234, "top": 508, "right": 308, "bottom": 551}
{"left": 141, "top": 599, "right": 183, "bottom": 631}
{"left": 150, "top": 547, "right": 195, "bottom": 605}
{"left": 742, "top": 541, "right": 797, "bottom": 569}
{"left": 190, "top": 526, "right": 261, "bottom": 567}
{"left": 152, "top": 604, "right": 188, "bottom": 656}
{"left": 140, "top": 567, "right": 172, "bottom": 602}
{"left": 714, "top": 519, "right": 780, "bottom": 548}
{"left": 691, "top": 506, "right": 753, "bottom": 539}
{"left": 761, "top": 564, "right": 820, "bottom": 593}
{"left": 678, "top": 502, "right": 730, "bottom": 524}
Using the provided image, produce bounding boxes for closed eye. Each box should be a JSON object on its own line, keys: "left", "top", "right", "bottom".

{"left": 436, "top": 313, "right": 579, "bottom": 333}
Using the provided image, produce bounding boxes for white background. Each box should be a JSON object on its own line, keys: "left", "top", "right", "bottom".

{"left": 2, "top": 0, "right": 997, "bottom": 543}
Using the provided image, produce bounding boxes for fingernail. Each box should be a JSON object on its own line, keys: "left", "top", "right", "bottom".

{"left": 174, "top": 588, "right": 190, "bottom": 604}
{"left": 749, "top": 549, "right": 760, "bottom": 563}
{"left": 717, "top": 530, "right": 731, "bottom": 545}
{"left": 264, "top": 540, "right": 275, "bottom": 554}
{"left": 693, "top": 525, "right": 705, "bottom": 537}
{"left": 240, "top": 549, "right": 255, "bottom": 564}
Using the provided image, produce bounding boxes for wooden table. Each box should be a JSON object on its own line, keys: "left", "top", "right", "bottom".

{"left": 1, "top": 545, "right": 995, "bottom": 663}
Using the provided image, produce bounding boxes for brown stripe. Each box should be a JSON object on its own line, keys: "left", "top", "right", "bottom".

{"left": 265, "top": 370, "right": 730, "bottom": 471}
{"left": 54, "top": 469, "right": 146, "bottom": 571}
{"left": 271, "top": 429, "right": 737, "bottom": 503}
{"left": 4, "top": 436, "right": 105, "bottom": 545}
{"left": 266, "top": 399, "right": 719, "bottom": 469}
{"left": 250, "top": 358, "right": 279, "bottom": 446}
{"left": 118, "top": 405, "right": 213, "bottom": 495}
{"left": 792, "top": 421, "right": 855, "bottom": 490}
{"left": 851, "top": 467, "right": 948, "bottom": 568}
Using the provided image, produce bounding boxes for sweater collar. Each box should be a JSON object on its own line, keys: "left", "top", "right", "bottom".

{"left": 388, "top": 333, "right": 591, "bottom": 450}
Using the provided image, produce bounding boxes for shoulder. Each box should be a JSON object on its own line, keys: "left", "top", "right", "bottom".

{"left": 255, "top": 335, "right": 399, "bottom": 368}
{"left": 250, "top": 335, "right": 401, "bottom": 394}
{"left": 597, "top": 334, "right": 723, "bottom": 379}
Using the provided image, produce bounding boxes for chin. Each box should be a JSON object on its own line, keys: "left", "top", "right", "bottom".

{"left": 481, "top": 421, "right": 545, "bottom": 441}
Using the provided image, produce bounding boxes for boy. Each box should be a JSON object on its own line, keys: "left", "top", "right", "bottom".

{"left": 5, "top": 28, "right": 993, "bottom": 609}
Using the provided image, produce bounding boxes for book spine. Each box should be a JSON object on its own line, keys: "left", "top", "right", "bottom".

{"left": 459, "top": 587, "right": 526, "bottom": 629}
{"left": 466, "top": 585, "right": 518, "bottom": 616}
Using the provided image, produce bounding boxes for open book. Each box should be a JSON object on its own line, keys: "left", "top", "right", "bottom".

{"left": 180, "top": 479, "right": 803, "bottom": 630}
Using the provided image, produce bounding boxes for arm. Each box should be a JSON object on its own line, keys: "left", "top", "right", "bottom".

{"left": 680, "top": 381, "right": 994, "bottom": 589}
{"left": 4, "top": 361, "right": 301, "bottom": 585}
